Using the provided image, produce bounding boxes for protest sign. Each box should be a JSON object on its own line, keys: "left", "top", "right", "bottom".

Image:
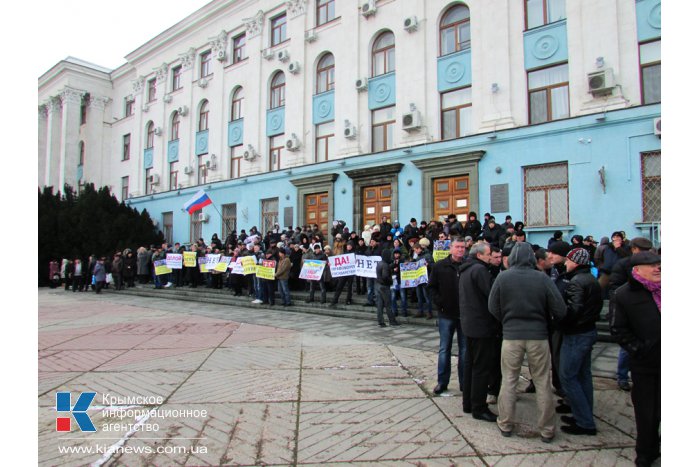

{"left": 153, "top": 259, "right": 172, "bottom": 276}
{"left": 165, "top": 253, "right": 183, "bottom": 270}
{"left": 183, "top": 251, "right": 197, "bottom": 267}
{"left": 329, "top": 253, "right": 356, "bottom": 278}
{"left": 354, "top": 255, "right": 382, "bottom": 278}
{"left": 299, "top": 259, "right": 326, "bottom": 281}
{"left": 239, "top": 256, "right": 257, "bottom": 275}
{"left": 205, "top": 254, "right": 221, "bottom": 270}
{"left": 198, "top": 257, "right": 208, "bottom": 273}
{"left": 256, "top": 259, "right": 276, "bottom": 279}
{"left": 214, "top": 256, "right": 232, "bottom": 272}
{"left": 432, "top": 240, "right": 451, "bottom": 262}
{"left": 399, "top": 259, "right": 429, "bottom": 288}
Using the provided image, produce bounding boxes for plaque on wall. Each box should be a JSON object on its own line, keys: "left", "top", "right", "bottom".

{"left": 284, "top": 206, "right": 293, "bottom": 227}
{"left": 490, "top": 184, "right": 509, "bottom": 213}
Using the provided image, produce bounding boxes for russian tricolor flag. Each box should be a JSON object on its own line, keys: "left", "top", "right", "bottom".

{"left": 183, "top": 189, "right": 213, "bottom": 214}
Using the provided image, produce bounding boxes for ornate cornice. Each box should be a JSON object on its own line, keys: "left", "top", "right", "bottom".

{"left": 209, "top": 30, "right": 227, "bottom": 56}
{"left": 154, "top": 62, "right": 169, "bottom": 83}
{"left": 88, "top": 96, "right": 111, "bottom": 110}
{"left": 286, "top": 0, "right": 307, "bottom": 18}
{"left": 242, "top": 10, "right": 264, "bottom": 38}
{"left": 59, "top": 87, "right": 85, "bottom": 106}
{"left": 179, "top": 47, "right": 196, "bottom": 70}
{"left": 132, "top": 76, "right": 145, "bottom": 94}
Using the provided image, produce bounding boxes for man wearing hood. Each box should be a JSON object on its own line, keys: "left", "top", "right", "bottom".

{"left": 489, "top": 242, "right": 566, "bottom": 442}
{"left": 459, "top": 242, "right": 499, "bottom": 422}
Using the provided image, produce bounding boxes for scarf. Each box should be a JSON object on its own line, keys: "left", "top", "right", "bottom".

{"left": 632, "top": 269, "right": 661, "bottom": 312}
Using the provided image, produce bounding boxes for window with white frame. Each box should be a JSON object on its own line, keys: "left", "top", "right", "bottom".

{"left": 271, "top": 13, "right": 287, "bottom": 46}
{"left": 316, "top": 122, "right": 335, "bottom": 162}
{"left": 269, "top": 134, "right": 284, "bottom": 171}
{"left": 372, "top": 106, "right": 395, "bottom": 152}
{"left": 230, "top": 145, "right": 243, "bottom": 179}
{"left": 121, "top": 176, "right": 129, "bottom": 200}
{"left": 523, "top": 162, "right": 569, "bottom": 226}
{"left": 440, "top": 4, "right": 471, "bottom": 56}
{"left": 372, "top": 31, "right": 395, "bottom": 77}
{"left": 200, "top": 51, "right": 212, "bottom": 78}
{"left": 528, "top": 63, "right": 569, "bottom": 124}
{"left": 640, "top": 40, "right": 660, "bottom": 104}
{"left": 526, "top": 0, "right": 566, "bottom": 30}
{"left": 230, "top": 87, "right": 243, "bottom": 121}
{"left": 233, "top": 33, "right": 247, "bottom": 64}
{"left": 441, "top": 86, "right": 472, "bottom": 140}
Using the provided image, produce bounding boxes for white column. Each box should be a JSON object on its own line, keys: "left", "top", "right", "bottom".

{"left": 86, "top": 96, "right": 111, "bottom": 187}
{"left": 58, "top": 87, "right": 85, "bottom": 190}
{"left": 38, "top": 106, "right": 48, "bottom": 187}
{"left": 44, "top": 97, "right": 63, "bottom": 189}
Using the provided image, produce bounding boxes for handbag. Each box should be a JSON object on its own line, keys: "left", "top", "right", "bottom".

{"left": 106, "top": 273, "right": 113, "bottom": 284}
{"left": 91, "top": 275, "right": 96, "bottom": 285}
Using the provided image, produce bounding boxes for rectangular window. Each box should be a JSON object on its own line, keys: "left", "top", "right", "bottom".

{"left": 222, "top": 203, "right": 237, "bottom": 244}
{"left": 121, "top": 176, "right": 129, "bottom": 200}
{"left": 640, "top": 40, "right": 660, "bottom": 104}
{"left": 526, "top": 0, "right": 566, "bottom": 30}
{"left": 641, "top": 151, "right": 661, "bottom": 222}
{"left": 147, "top": 79, "right": 157, "bottom": 102}
{"left": 125, "top": 98, "right": 135, "bottom": 117}
{"left": 528, "top": 63, "right": 569, "bottom": 124}
{"left": 269, "top": 134, "right": 284, "bottom": 171}
{"left": 317, "top": 0, "right": 336, "bottom": 26}
{"left": 172, "top": 65, "right": 182, "bottom": 91}
{"left": 441, "top": 87, "right": 472, "bottom": 140}
{"left": 271, "top": 13, "right": 287, "bottom": 46}
{"left": 198, "top": 155, "right": 207, "bottom": 185}
{"left": 230, "top": 145, "right": 243, "bottom": 179}
{"left": 523, "top": 162, "right": 569, "bottom": 226}
{"left": 190, "top": 209, "right": 203, "bottom": 243}
{"left": 261, "top": 198, "right": 279, "bottom": 235}
{"left": 162, "top": 212, "right": 173, "bottom": 245}
{"left": 122, "top": 134, "right": 131, "bottom": 161}
{"left": 372, "top": 106, "right": 396, "bottom": 152}
{"left": 233, "top": 34, "right": 247, "bottom": 63}
{"left": 145, "top": 168, "right": 152, "bottom": 195}
{"left": 315, "top": 122, "right": 335, "bottom": 162}
{"left": 80, "top": 98, "right": 88, "bottom": 125}
{"left": 200, "top": 51, "right": 212, "bottom": 78}
{"left": 169, "top": 162, "right": 178, "bottom": 190}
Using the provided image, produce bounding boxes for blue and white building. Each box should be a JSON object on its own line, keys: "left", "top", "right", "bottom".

{"left": 38, "top": 0, "right": 661, "bottom": 246}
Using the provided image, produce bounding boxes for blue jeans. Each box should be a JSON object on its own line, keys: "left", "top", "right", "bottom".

{"left": 437, "top": 317, "right": 467, "bottom": 390}
{"left": 254, "top": 277, "right": 263, "bottom": 300}
{"left": 366, "top": 278, "right": 376, "bottom": 305}
{"left": 617, "top": 347, "right": 630, "bottom": 384}
{"left": 416, "top": 284, "right": 432, "bottom": 314}
{"left": 278, "top": 279, "right": 291, "bottom": 305}
{"left": 391, "top": 287, "right": 407, "bottom": 315}
{"left": 559, "top": 330, "right": 597, "bottom": 430}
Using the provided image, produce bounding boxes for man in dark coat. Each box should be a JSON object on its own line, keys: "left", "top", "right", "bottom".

{"left": 375, "top": 249, "right": 400, "bottom": 327}
{"left": 459, "top": 242, "right": 499, "bottom": 422}
{"left": 558, "top": 248, "right": 603, "bottom": 436}
{"left": 611, "top": 252, "right": 661, "bottom": 467}
{"left": 428, "top": 236, "right": 467, "bottom": 395}
{"left": 464, "top": 212, "right": 482, "bottom": 241}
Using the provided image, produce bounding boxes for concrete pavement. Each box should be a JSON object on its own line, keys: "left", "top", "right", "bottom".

{"left": 38, "top": 288, "right": 647, "bottom": 466}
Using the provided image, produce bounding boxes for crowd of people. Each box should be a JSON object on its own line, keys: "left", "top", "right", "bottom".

{"left": 46, "top": 211, "right": 660, "bottom": 465}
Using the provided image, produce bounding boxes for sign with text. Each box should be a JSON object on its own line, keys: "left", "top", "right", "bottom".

{"left": 205, "top": 254, "right": 221, "bottom": 270}
{"left": 153, "top": 259, "right": 172, "bottom": 276}
{"left": 399, "top": 259, "right": 428, "bottom": 288}
{"left": 354, "top": 255, "right": 382, "bottom": 278}
{"left": 214, "top": 256, "right": 232, "bottom": 272}
{"left": 256, "top": 259, "right": 276, "bottom": 280}
{"left": 432, "top": 240, "right": 451, "bottom": 262}
{"left": 165, "top": 254, "right": 183, "bottom": 270}
{"left": 183, "top": 251, "right": 197, "bottom": 268}
{"left": 299, "top": 260, "right": 326, "bottom": 281}
{"left": 198, "top": 257, "right": 208, "bottom": 273}
{"left": 329, "top": 253, "right": 356, "bottom": 278}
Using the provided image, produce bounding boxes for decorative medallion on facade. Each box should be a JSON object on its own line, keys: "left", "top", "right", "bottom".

{"left": 243, "top": 10, "right": 264, "bottom": 38}
{"left": 532, "top": 35, "right": 559, "bottom": 59}
{"left": 179, "top": 48, "right": 196, "bottom": 70}
{"left": 444, "top": 61, "right": 466, "bottom": 83}
{"left": 60, "top": 87, "right": 84, "bottom": 106}
{"left": 648, "top": 2, "right": 661, "bottom": 29}
{"left": 154, "top": 63, "right": 169, "bottom": 83}
{"left": 132, "top": 76, "right": 145, "bottom": 94}
{"left": 374, "top": 83, "right": 391, "bottom": 103}
{"left": 286, "top": 0, "right": 307, "bottom": 18}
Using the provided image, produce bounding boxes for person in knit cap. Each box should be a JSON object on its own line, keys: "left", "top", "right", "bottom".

{"left": 557, "top": 247, "right": 603, "bottom": 436}
{"left": 610, "top": 251, "right": 660, "bottom": 467}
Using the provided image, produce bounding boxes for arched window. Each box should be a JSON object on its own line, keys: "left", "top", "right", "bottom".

{"left": 440, "top": 4, "right": 471, "bottom": 56}
{"left": 231, "top": 87, "right": 244, "bottom": 121}
{"left": 270, "top": 72, "right": 286, "bottom": 109}
{"left": 316, "top": 53, "right": 335, "bottom": 94}
{"left": 372, "top": 32, "right": 395, "bottom": 77}
{"left": 199, "top": 100, "right": 209, "bottom": 131}
{"left": 146, "top": 121, "right": 155, "bottom": 149}
{"left": 171, "top": 112, "right": 180, "bottom": 141}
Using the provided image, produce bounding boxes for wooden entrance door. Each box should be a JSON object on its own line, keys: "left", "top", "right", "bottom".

{"left": 363, "top": 184, "right": 392, "bottom": 227}
{"left": 433, "top": 176, "right": 470, "bottom": 223}
{"left": 305, "top": 192, "right": 329, "bottom": 237}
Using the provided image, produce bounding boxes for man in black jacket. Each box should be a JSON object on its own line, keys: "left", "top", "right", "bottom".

{"left": 428, "top": 236, "right": 467, "bottom": 395}
{"left": 375, "top": 250, "right": 400, "bottom": 327}
{"left": 459, "top": 242, "right": 499, "bottom": 422}
{"left": 489, "top": 242, "right": 566, "bottom": 442}
{"left": 611, "top": 251, "right": 661, "bottom": 467}
{"left": 558, "top": 248, "right": 603, "bottom": 436}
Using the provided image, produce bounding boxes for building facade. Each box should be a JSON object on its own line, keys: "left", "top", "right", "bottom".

{"left": 38, "top": 0, "right": 661, "bottom": 246}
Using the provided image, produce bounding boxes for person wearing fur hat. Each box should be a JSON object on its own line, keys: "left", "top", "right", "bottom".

{"left": 558, "top": 248, "right": 603, "bottom": 436}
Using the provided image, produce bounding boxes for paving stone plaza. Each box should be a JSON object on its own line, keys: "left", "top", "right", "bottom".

{"left": 36, "top": 288, "right": 659, "bottom": 466}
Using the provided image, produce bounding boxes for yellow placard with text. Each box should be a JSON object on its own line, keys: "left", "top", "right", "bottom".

{"left": 256, "top": 265, "right": 275, "bottom": 280}
{"left": 239, "top": 256, "right": 257, "bottom": 275}
{"left": 183, "top": 251, "right": 197, "bottom": 268}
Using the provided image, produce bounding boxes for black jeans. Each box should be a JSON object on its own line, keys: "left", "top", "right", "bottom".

{"left": 332, "top": 276, "right": 354, "bottom": 304}
{"left": 631, "top": 370, "right": 661, "bottom": 464}
{"left": 463, "top": 336, "right": 499, "bottom": 414}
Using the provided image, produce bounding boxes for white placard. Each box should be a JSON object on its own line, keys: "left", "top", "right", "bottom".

{"left": 354, "top": 255, "right": 382, "bottom": 278}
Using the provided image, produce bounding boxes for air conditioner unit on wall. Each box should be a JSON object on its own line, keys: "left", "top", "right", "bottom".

{"left": 286, "top": 133, "right": 301, "bottom": 151}
{"left": 243, "top": 145, "right": 258, "bottom": 161}
{"left": 198, "top": 213, "right": 209, "bottom": 222}
{"left": 277, "top": 49, "right": 290, "bottom": 62}
{"left": 653, "top": 117, "right": 661, "bottom": 137}
{"left": 404, "top": 16, "right": 418, "bottom": 32}
{"left": 197, "top": 78, "right": 209, "bottom": 88}
{"left": 355, "top": 77, "right": 368, "bottom": 91}
{"left": 305, "top": 30, "right": 317, "bottom": 42}
{"left": 150, "top": 174, "right": 160, "bottom": 185}
{"left": 344, "top": 120, "right": 357, "bottom": 139}
{"left": 587, "top": 69, "right": 615, "bottom": 96}
{"left": 154, "top": 127, "right": 162, "bottom": 136}
{"left": 288, "top": 61, "right": 301, "bottom": 74}
{"left": 361, "top": 0, "right": 377, "bottom": 17}
{"left": 402, "top": 110, "right": 421, "bottom": 131}
{"left": 262, "top": 48, "right": 274, "bottom": 60}
{"left": 177, "top": 105, "right": 188, "bottom": 116}
{"left": 216, "top": 49, "right": 226, "bottom": 61}
{"left": 163, "top": 94, "right": 173, "bottom": 103}
{"left": 183, "top": 166, "right": 193, "bottom": 174}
